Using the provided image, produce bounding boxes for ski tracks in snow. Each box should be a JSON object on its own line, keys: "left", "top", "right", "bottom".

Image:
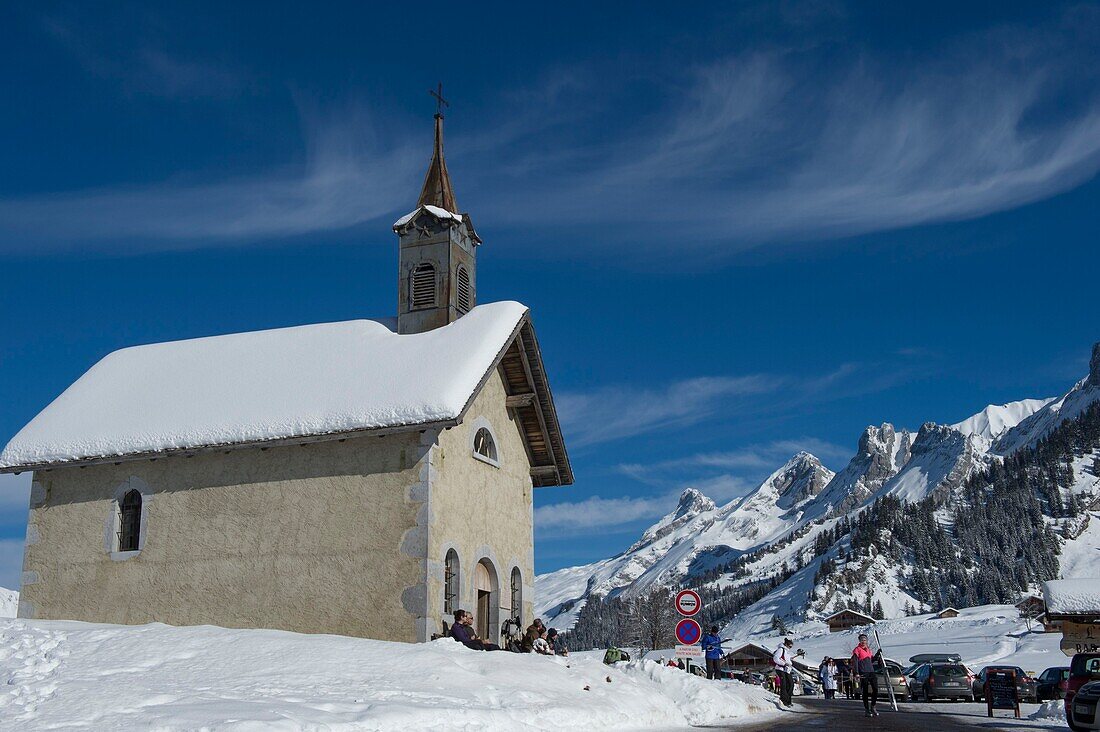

{"left": 0, "top": 623, "right": 68, "bottom": 720}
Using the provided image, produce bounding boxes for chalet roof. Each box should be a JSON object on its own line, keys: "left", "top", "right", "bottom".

{"left": 0, "top": 302, "right": 573, "bottom": 486}
{"left": 726, "top": 643, "right": 772, "bottom": 656}
{"left": 937, "top": 607, "right": 960, "bottom": 614}
{"left": 1042, "top": 578, "right": 1100, "bottom": 618}
{"left": 823, "top": 608, "right": 876, "bottom": 623}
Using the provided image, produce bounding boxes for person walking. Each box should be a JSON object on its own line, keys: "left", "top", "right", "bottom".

{"left": 772, "top": 638, "right": 796, "bottom": 707}
{"left": 820, "top": 656, "right": 838, "bottom": 700}
{"left": 851, "top": 633, "right": 879, "bottom": 717}
{"left": 701, "top": 626, "right": 725, "bottom": 680}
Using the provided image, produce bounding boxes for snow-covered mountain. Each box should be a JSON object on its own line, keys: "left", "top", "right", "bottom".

{"left": 537, "top": 344, "right": 1100, "bottom": 635}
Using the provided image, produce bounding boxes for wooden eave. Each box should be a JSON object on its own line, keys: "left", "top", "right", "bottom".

{"left": 491, "top": 316, "right": 573, "bottom": 487}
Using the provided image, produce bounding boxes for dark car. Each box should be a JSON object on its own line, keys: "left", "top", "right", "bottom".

{"left": 1067, "top": 653, "right": 1100, "bottom": 725}
{"left": 973, "top": 666, "right": 1038, "bottom": 704}
{"left": 909, "top": 662, "right": 975, "bottom": 701}
{"left": 1068, "top": 679, "right": 1100, "bottom": 732}
{"left": 1037, "top": 666, "right": 1070, "bottom": 701}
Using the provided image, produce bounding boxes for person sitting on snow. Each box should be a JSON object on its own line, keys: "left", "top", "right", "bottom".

{"left": 547, "top": 627, "right": 569, "bottom": 656}
{"left": 521, "top": 618, "right": 546, "bottom": 653}
{"left": 449, "top": 609, "right": 500, "bottom": 651}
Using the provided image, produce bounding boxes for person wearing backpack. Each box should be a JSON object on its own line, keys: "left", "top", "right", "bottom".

{"left": 701, "top": 626, "right": 725, "bottom": 679}
{"left": 603, "top": 646, "right": 623, "bottom": 664}
{"left": 772, "top": 638, "right": 796, "bottom": 707}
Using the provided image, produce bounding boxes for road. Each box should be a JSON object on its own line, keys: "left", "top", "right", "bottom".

{"left": 712, "top": 697, "right": 1059, "bottom": 731}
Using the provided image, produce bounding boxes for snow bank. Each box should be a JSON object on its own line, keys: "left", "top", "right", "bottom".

{"left": 0, "top": 618, "right": 779, "bottom": 730}
{"left": 0, "top": 302, "right": 527, "bottom": 470}
{"left": 1029, "top": 699, "right": 1065, "bottom": 722}
{"left": 1043, "top": 578, "right": 1100, "bottom": 615}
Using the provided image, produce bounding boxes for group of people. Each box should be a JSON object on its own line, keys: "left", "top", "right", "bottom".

{"left": 816, "top": 633, "right": 882, "bottom": 717}
{"left": 770, "top": 633, "right": 881, "bottom": 717}
{"left": 447, "top": 609, "right": 568, "bottom": 656}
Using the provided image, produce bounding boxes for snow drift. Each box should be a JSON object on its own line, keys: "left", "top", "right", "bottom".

{"left": 0, "top": 618, "right": 779, "bottom": 731}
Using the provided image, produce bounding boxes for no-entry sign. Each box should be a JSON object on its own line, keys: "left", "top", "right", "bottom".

{"left": 675, "top": 589, "right": 701, "bottom": 616}
{"left": 675, "top": 618, "right": 702, "bottom": 645}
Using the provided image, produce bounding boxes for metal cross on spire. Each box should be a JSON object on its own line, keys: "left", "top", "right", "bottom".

{"left": 429, "top": 83, "right": 449, "bottom": 118}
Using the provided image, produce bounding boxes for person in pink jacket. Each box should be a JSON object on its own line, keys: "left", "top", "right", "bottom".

{"left": 851, "top": 633, "right": 880, "bottom": 717}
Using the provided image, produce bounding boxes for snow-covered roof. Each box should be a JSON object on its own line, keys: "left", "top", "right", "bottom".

{"left": 0, "top": 302, "right": 533, "bottom": 472}
{"left": 1042, "top": 578, "right": 1100, "bottom": 617}
{"left": 823, "top": 608, "right": 875, "bottom": 622}
{"left": 392, "top": 204, "right": 465, "bottom": 229}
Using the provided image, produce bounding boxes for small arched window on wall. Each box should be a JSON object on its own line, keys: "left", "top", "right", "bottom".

{"left": 510, "top": 567, "right": 523, "bottom": 624}
{"left": 456, "top": 265, "right": 471, "bottom": 314}
{"left": 410, "top": 262, "right": 436, "bottom": 310}
{"left": 444, "top": 549, "right": 460, "bottom": 615}
{"left": 118, "top": 489, "right": 142, "bottom": 551}
{"left": 473, "top": 427, "right": 497, "bottom": 464}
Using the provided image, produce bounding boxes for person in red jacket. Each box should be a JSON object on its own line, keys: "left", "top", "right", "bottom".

{"left": 851, "top": 634, "right": 879, "bottom": 717}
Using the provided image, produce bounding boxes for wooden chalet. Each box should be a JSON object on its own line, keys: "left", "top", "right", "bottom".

{"left": 823, "top": 608, "right": 876, "bottom": 633}
{"left": 723, "top": 643, "right": 774, "bottom": 673}
{"left": 936, "top": 607, "right": 960, "bottom": 619}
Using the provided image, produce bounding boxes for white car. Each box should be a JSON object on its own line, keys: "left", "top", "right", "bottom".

{"left": 1070, "top": 680, "right": 1100, "bottom": 731}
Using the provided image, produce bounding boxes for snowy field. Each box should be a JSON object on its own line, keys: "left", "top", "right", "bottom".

{"left": 742, "top": 603, "right": 1068, "bottom": 675}
{"left": 0, "top": 615, "right": 780, "bottom": 731}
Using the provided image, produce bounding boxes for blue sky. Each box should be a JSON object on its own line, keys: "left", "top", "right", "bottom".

{"left": 1, "top": 1, "right": 1099, "bottom": 588}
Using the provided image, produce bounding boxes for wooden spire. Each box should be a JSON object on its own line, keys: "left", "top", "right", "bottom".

{"left": 416, "top": 113, "right": 458, "bottom": 213}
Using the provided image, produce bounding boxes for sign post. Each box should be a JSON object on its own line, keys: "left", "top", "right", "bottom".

{"left": 984, "top": 667, "right": 1021, "bottom": 718}
{"left": 674, "top": 590, "right": 704, "bottom": 675}
{"left": 675, "top": 590, "right": 702, "bottom": 617}
{"left": 1061, "top": 620, "right": 1100, "bottom": 656}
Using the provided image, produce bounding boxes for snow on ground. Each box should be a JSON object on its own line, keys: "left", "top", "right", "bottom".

{"left": 732, "top": 604, "right": 1068, "bottom": 674}
{"left": 0, "top": 586, "right": 17, "bottom": 618}
{"left": 0, "top": 618, "right": 780, "bottom": 731}
{"left": 0, "top": 301, "right": 528, "bottom": 469}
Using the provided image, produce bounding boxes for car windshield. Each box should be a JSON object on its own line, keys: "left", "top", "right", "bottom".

{"left": 934, "top": 665, "right": 968, "bottom": 677}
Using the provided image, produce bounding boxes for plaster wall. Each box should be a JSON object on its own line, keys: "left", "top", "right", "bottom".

{"left": 19, "top": 432, "right": 431, "bottom": 642}
{"left": 427, "top": 369, "right": 535, "bottom": 641}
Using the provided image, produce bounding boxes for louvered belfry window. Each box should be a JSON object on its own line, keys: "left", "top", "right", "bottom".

{"left": 410, "top": 263, "right": 436, "bottom": 309}
{"left": 118, "top": 489, "right": 142, "bottom": 551}
{"left": 456, "top": 266, "right": 471, "bottom": 314}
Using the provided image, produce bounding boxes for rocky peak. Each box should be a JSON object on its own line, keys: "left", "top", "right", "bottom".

{"left": 773, "top": 452, "right": 834, "bottom": 508}
{"left": 675, "top": 487, "right": 716, "bottom": 517}
{"left": 1091, "top": 342, "right": 1100, "bottom": 385}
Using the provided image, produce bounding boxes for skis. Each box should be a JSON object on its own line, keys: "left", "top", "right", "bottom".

{"left": 873, "top": 628, "right": 899, "bottom": 712}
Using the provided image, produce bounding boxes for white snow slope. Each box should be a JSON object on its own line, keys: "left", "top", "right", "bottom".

{"left": 0, "top": 586, "right": 17, "bottom": 618}
{"left": 0, "top": 618, "right": 779, "bottom": 731}
{"left": 537, "top": 347, "right": 1094, "bottom": 633}
{"left": 0, "top": 301, "right": 528, "bottom": 470}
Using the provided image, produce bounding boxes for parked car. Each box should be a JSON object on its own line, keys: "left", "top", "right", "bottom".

{"left": 909, "top": 662, "right": 976, "bottom": 702}
{"left": 1067, "top": 653, "right": 1100, "bottom": 726}
{"left": 879, "top": 659, "right": 910, "bottom": 702}
{"left": 1036, "top": 666, "right": 1070, "bottom": 701}
{"left": 1068, "top": 679, "right": 1100, "bottom": 732}
{"left": 973, "top": 666, "right": 1038, "bottom": 704}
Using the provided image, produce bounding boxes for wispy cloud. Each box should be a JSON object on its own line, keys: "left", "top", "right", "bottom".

{"left": 3, "top": 7, "right": 1098, "bottom": 257}
{"left": 556, "top": 375, "right": 781, "bottom": 448}
{"left": 534, "top": 494, "right": 674, "bottom": 535}
{"left": 618, "top": 437, "right": 850, "bottom": 484}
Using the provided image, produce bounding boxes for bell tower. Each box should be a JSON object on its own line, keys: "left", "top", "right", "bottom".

{"left": 393, "top": 93, "right": 481, "bottom": 335}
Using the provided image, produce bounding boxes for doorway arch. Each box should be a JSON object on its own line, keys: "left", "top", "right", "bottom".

{"left": 474, "top": 558, "right": 500, "bottom": 643}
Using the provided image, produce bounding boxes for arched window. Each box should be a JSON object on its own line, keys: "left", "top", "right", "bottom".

{"left": 410, "top": 262, "right": 436, "bottom": 310}
{"left": 456, "top": 265, "right": 471, "bottom": 314}
{"left": 473, "top": 427, "right": 497, "bottom": 463}
{"left": 444, "top": 549, "right": 460, "bottom": 615}
{"left": 510, "top": 567, "right": 523, "bottom": 625}
{"left": 118, "top": 489, "right": 142, "bottom": 552}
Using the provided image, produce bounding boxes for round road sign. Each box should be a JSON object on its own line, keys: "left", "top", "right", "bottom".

{"left": 675, "top": 589, "right": 702, "bottom": 616}
{"left": 675, "top": 618, "right": 702, "bottom": 645}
